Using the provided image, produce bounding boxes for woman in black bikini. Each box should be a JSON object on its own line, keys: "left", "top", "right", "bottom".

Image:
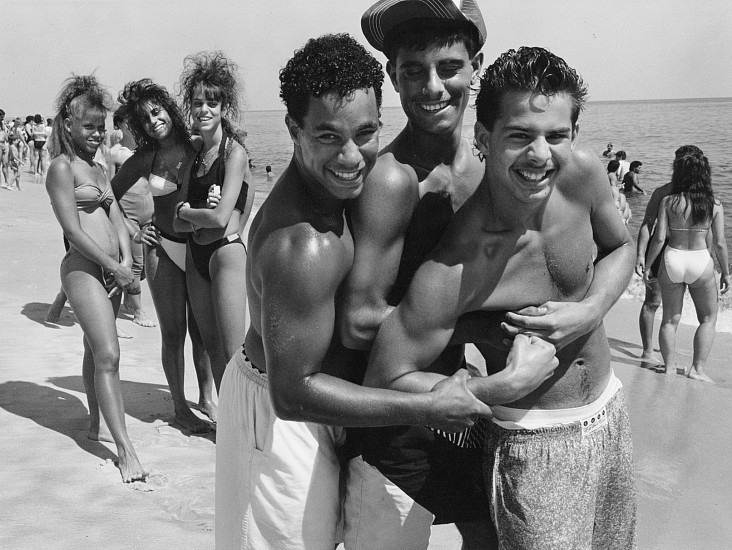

{"left": 174, "top": 51, "right": 255, "bottom": 390}
{"left": 112, "top": 79, "right": 216, "bottom": 431}
{"left": 46, "top": 75, "right": 146, "bottom": 482}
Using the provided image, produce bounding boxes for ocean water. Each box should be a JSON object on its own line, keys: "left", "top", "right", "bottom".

{"left": 243, "top": 98, "right": 732, "bottom": 251}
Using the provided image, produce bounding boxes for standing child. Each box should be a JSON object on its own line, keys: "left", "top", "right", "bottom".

{"left": 7, "top": 135, "right": 21, "bottom": 190}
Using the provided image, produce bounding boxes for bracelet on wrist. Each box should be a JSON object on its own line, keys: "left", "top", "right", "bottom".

{"left": 176, "top": 202, "right": 186, "bottom": 219}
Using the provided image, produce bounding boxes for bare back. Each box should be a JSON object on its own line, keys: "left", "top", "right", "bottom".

{"left": 663, "top": 194, "right": 716, "bottom": 251}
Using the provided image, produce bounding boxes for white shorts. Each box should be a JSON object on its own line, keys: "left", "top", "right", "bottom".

{"left": 215, "top": 350, "right": 345, "bottom": 550}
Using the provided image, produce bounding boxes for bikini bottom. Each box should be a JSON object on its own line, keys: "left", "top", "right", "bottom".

{"left": 155, "top": 227, "right": 187, "bottom": 273}
{"left": 663, "top": 246, "right": 712, "bottom": 285}
{"left": 189, "top": 233, "right": 245, "bottom": 282}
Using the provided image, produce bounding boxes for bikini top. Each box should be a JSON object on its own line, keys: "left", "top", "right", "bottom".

{"left": 149, "top": 148, "right": 180, "bottom": 197}
{"left": 669, "top": 226, "right": 710, "bottom": 232}
{"left": 188, "top": 134, "right": 248, "bottom": 212}
{"left": 74, "top": 179, "right": 114, "bottom": 212}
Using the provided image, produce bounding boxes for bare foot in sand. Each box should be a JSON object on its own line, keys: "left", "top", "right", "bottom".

{"left": 687, "top": 369, "right": 714, "bottom": 384}
{"left": 131, "top": 309, "right": 156, "bottom": 328}
{"left": 45, "top": 291, "right": 67, "bottom": 323}
{"left": 197, "top": 400, "right": 218, "bottom": 423}
{"left": 88, "top": 419, "right": 114, "bottom": 444}
{"left": 117, "top": 449, "right": 148, "bottom": 483}
{"left": 640, "top": 352, "right": 661, "bottom": 364}
{"left": 174, "top": 407, "right": 215, "bottom": 434}
{"left": 116, "top": 323, "right": 133, "bottom": 339}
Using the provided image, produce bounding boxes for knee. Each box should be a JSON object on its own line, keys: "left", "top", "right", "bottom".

{"left": 661, "top": 315, "right": 682, "bottom": 329}
{"left": 92, "top": 343, "right": 120, "bottom": 372}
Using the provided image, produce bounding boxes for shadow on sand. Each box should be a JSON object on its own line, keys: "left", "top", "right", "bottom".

{"left": 20, "top": 301, "right": 76, "bottom": 328}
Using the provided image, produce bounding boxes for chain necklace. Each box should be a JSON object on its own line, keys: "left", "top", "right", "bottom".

{"left": 198, "top": 141, "right": 221, "bottom": 172}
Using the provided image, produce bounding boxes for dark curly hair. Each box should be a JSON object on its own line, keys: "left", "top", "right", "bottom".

{"left": 279, "top": 33, "right": 384, "bottom": 126}
{"left": 117, "top": 79, "right": 190, "bottom": 152}
{"left": 49, "top": 74, "right": 114, "bottom": 158}
{"left": 476, "top": 47, "right": 588, "bottom": 130}
{"left": 179, "top": 50, "right": 245, "bottom": 144}
{"left": 670, "top": 152, "right": 716, "bottom": 225}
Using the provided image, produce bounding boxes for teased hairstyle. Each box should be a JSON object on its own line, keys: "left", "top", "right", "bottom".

{"left": 112, "top": 106, "right": 127, "bottom": 129}
{"left": 34, "top": 113, "right": 43, "bottom": 124}
{"left": 615, "top": 150, "right": 627, "bottom": 160}
{"left": 675, "top": 144, "right": 702, "bottom": 159}
{"left": 118, "top": 79, "right": 189, "bottom": 152}
{"left": 49, "top": 74, "right": 113, "bottom": 158}
{"left": 629, "top": 160, "right": 642, "bottom": 171}
{"left": 476, "top": 47, "right": 588, "bottom": 130}
{"left": 179, "top": 50, "right": 246, "bottom": 145}
{"left": 280, "top": 33, "right": 384, "bottom": 126}
{"left": 607, "top": 159, "right": 620, "bottom": 173}
{"left": 670, "top": 152, "right": 715, "bottom": 225}
{"left": 0, "top": 109, "right": 4, "bottom": 118}
{"left": 383, "top": 21, "right": 480, "bottom": 64}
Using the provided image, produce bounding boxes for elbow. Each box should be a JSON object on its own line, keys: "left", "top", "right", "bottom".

{"left": 271, "top": 392, "right": 307, "bottom": 422}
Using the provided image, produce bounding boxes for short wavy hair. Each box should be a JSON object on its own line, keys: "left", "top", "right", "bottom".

{"left": 279, "top": 33, "right": 384, "bottom": 126}
{"left": 179, "top": 50, "right": 244, "bottom": 142}
{"left": 49, "top": 74, "right": 114, "bottom": 158}
{"left": 118, "top": 79, "right": 189, "bottom": 152}
{"left": 476, "top": 47, "right": 588, "bottom": 130}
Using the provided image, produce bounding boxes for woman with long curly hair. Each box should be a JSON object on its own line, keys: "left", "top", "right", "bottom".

{"left": 174, "top": 51, "right": 254, "bottom": 390}
{"left": 645, "top": 151, "right": 730, "bottom": 382}
{"left": 46, "top": 74, "right": 146, "bottom": 482}
{"left": 112, "top": 79, "right": 216, "bottom": 431}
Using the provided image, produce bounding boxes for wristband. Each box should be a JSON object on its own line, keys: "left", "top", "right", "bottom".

{"left": 176, "top": 202, "right": 187, "bottom": 219}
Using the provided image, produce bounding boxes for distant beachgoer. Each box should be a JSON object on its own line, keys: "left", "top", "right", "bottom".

{"left": 24, "top": 115, "right": 35, "bottom": 170}
{"left": 265, "top": 164, "right": 273, "bottom": 180}
{"left": 615, "top": 150, "right": 630, "bottom": 182}
{"left": 635, "top": 145, "right": 703, "bottom": 363}
{"left": 110, "top": 106, "right": 156, "bottom": 329}
{"left": 114, "top": 78, "right": 216, "bottom": 431}
{"left": 644, "top": 152, "right": 729, "bottom": 382}
{"left": 174, "top": 51, "right": 255, "bottom": 390}
{"left": 602, "top": 142, "right": 614, "bottom": 158}
{"left": 0, "top": 109, "right": 8, "bottom": 186}
{"left": 32, "top": 113, "right": 48, "bottom": 178}
{"left": 45, "top": 74, "right": 146, "bottom": 482}
{"left": 7, "top": 135, "right": 21, "bottom": 190}
{"left": 607, "top": 159, "right": 621, "bottom": 186}
{"left": 621, "top": 160, "right": 645, "bottom": 194}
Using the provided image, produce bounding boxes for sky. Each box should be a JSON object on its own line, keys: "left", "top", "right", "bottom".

{"left": 1, "top": 0, "right": 730, "bottom": 117}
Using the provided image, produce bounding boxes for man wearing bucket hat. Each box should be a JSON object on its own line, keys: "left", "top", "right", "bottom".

{"left": 340, "top": 0, "right": 633, "bottom": 547}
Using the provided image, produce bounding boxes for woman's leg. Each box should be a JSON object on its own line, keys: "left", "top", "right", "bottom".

{"left": 687, "top": 262, "right": 718, "bottom": 383}
{"left": 185, "top": 244, "right": 227, "bottom": 392}
{"left": 186, "top": 302, "right": 216, "bottom": 421}
{"left": 210, "top": 243, "right": 248, "bottom": 362}
{"left": 62, "top": 260, "right": 146, "bottom": 482}
{"left": 145, "top": 244, "right": 212, "bottom": 432}
{"left": 658, "top": 263, "right": 686, "bottom": 375}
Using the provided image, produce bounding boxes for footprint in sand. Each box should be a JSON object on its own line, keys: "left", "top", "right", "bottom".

{"left": 129, "top": 472, "right": 169, "bottom": 492}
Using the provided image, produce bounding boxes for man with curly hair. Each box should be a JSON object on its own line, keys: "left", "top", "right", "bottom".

{"left": 365, "top": 46, "right": 637, "bottom": 549}
{"left": 214, "top": 33, "right": 498, "bottom": 550}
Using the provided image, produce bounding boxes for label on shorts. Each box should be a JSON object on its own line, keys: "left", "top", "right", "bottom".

{"left": 581, "top": 407, "right": 608, "bottom": 439}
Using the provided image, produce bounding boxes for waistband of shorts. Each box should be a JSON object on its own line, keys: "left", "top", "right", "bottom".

{"left": 491, "top": 371, "right": 621, "bottom": 430}
{"left": 236, "top": 346, "right": 268, "bottom": 389}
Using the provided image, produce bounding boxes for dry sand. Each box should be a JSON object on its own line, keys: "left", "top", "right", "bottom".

{"left": 1, "top": 170, "right": 730, "bottom": 549}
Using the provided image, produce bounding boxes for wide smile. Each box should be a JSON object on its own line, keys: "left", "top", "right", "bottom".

{"left": 417, "top": 100, "right": 451, "bottom": 113}
{"left": 328, "top": 168, "right": 363, "bottom": 183}
{"left": 512, "top": 167, "right": 556, "bottom": 198}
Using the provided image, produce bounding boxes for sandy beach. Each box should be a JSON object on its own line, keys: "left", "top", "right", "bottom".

{"left": 1, "top": 169, "right": 730, "bottom": 549}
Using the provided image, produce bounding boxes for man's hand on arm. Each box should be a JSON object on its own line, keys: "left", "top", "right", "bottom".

{"left": 468, "top": 334, "right": 558, "bottom": 405}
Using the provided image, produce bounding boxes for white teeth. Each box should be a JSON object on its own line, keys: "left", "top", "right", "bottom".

{"left": 517, "top": 170, "right": 548, "bottom": 182}
{"left": 419, "top": 101, "right": 449, "bottom": 112}
{"left": 332, "top": 170, "right": 360, "bottom": 181}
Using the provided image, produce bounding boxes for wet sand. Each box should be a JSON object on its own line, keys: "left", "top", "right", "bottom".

{"left": 1, "top": 170, "right": 730, "bottom": 549}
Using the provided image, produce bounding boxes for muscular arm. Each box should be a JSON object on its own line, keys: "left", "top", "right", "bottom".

{"left": 339, "top": 157, "right": 418, "bottom": 349}
{"left": 363, "top": 255, "right": 558, "bottom": 403}
{"left": 260, "top": 227, "right": 489, "bottom": 429}
{"left": 504, "top": 150, "right": 634, "bottom": 348}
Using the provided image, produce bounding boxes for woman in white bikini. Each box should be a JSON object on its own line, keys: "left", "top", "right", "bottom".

{"left": 46, "top": 75, "right": 146, "bottom": 482}
{"left": 174, "top": 51, "right": 255, "bottom": 390}
{"left": 645, "top": 151, "right": 729, "bottom": 382}
{"left": 112, "top": 79, "right": 216, "bottom": 431}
